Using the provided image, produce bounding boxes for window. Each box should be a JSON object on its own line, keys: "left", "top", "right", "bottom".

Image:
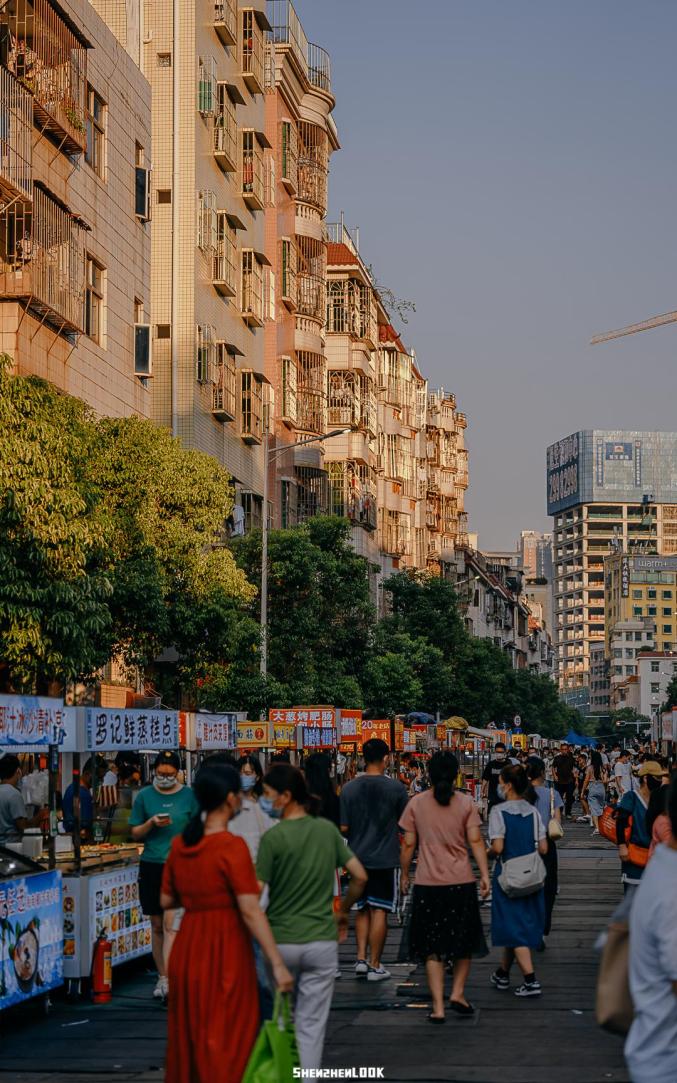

{"left": 664, "top": 607, "right": 673, "bottom": 616}
{"left": 663, "top": 590, "right": 673, "bottom": 600}
{"left": 664, "top": 625, "right": 673, "bottom": 635}
{"left": 240, "top": 249, "right": 264, "bottom": 326}
{"left": 211, "top": 343, "right": 237, "bottom": 421}
{"left": 157, "top": 189, "right": 172, "bottom": 205}
{"left": 196, "top": 324, "right": 217, "bottom": 383}
{"left": 134, "top": 299, "right": 151, "bottom": 377}
{"left": 197, "top": 190, "right": 217, "bottom": 252}
{"left": 280, "top": 238, "right": 297, "bottom": 308}
{"left": 625, "top": 632, "right": 633, "bottom": 641}
{"left": 651, "top": 661, "right": 660, "bottom": 672}
{"left": 157, "top": 324, "right": 171, "bottom": 339}
{"left": 648, "top": 606, "right": 657, "bottom": 616}
{"left": 625, "top": 666, "right": 635, "bottom": 675}
{"left": 614, "top": 666, "right": 622, "bottom": 675}
{"left": 651, "top": 683, "right": 660, "bottom": 694}
{"left": 632, "top": 589, "right": 642, "bottom": 599}
{"left": 624, "top": 649, "right": 634, "bottom": 658}
{"left": 648, "top": 589, "right": 657, "bottom": 599}
{"left": 197, "top": 56, "right": 217, "bottom": 116}
{"left": 135, "top": 144, "right": 151, "bottom": 221}
{"left": 240, "top": 370, "right": 263, "bottom": 442}
{"left": 613, "top": 649, "right": 622, "bottom": 659}
{"left": 85, "top": 257, "right": 105, "bottom": 343}
{"left": 633, "top": 607, "right": 642, "bottom": 617}
{"left": 85, "top": 85, "right": 106, "bottom": 178}
{"left": 157, "top": 52, "right": 171, "bottom": 67}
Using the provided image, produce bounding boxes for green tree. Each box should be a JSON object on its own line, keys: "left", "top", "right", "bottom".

{"left": 662, "top": 675, "right": 677, "bottom": 712}
{"left": 362, "top": 652, "right": 422, "bottom": 718}
{"left": 0, "top": 361, "right": 112, "bottom": 689}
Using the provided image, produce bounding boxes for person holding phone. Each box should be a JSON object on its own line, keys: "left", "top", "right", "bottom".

{"left": 129, "top": 751, "right": 198, "bottom": 1000}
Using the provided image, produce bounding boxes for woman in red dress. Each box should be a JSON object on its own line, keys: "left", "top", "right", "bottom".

{"left": 160, "top": 763, "right": 293, "bottom": 1083}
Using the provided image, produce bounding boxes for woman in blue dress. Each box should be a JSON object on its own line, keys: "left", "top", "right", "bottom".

{"left": 488, "top": 764, "right": 548, "bottom": 998}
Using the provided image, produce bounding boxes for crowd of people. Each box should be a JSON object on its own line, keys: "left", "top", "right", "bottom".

{"left": 2, "top": 733, "right": 676, "bottom": 1082}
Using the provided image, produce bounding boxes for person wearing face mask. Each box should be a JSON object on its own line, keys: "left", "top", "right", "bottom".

{"left": 256, "top": 764, "right": 367, "bottom": 1071}
{"left": 616, "top": 760, "right": 664, "bottom": 896}
{"left": 129, "top": 751, "right": 198, "bottom": 1000}
{"left": 161, "top": 763, "right": 293, "bottom": 1083}
{"left": 228, "top": 755, "right": 277, "bottom": 861}
{"left": 481, "top": 742, "right": 509, "bottom": 813}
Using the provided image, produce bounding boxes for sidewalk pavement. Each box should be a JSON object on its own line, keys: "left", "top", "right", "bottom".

{"left": 1, "top": 819, "right": 629, "bottom": 1083}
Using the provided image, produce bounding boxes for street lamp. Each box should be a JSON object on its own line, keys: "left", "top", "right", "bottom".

{"left": 260, "top": 427, "right": 351, "bottom": 679}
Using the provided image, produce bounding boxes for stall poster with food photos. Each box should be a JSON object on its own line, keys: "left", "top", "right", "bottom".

{"left": 88, "top": 867, "right": 152, "bottom": 966}
{"left": 0, "top": 870, "right": 63, "bottom": 1009}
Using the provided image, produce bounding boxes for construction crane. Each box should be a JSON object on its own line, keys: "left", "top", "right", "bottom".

{"left": 590, "top": 309, "right": 677, "bottom": 345}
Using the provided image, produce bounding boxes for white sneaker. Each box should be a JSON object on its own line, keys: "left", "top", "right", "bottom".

{"left": 367, "top": 965, "right": 390, "bottom": 982}
{"left": 153, "top": 975, "right": 168, "bottom": 999}
{"left": 354, "top": 959, "right": 368, "bottom": 976}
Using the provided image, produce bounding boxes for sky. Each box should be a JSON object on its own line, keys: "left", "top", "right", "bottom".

{"left": 304, "top": 0, "right": 677, "bottom": 549}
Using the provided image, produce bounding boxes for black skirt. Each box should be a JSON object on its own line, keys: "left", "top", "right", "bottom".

{"left": 407, "top": 882, "right": 488, "bottom": 962}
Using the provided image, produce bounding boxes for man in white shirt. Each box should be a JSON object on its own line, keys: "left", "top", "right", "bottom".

{"left": 614, "top": 750, "right": 633, "bottom": 796}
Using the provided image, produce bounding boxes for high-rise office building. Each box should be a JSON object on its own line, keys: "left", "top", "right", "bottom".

{"left": 547, "top": 430, "right": 677, "bottom": 692}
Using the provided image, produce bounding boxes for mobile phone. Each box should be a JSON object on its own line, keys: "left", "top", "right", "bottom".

{"left": 156, "top": 813, "right": 171, "bottom": 825}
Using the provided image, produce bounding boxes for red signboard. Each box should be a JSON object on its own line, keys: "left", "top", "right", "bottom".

{"left": 361, "top": 719, "right": 392, "bottom": 748}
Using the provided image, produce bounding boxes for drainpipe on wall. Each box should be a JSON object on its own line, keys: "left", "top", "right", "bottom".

{"left": 170, "top": 0, "right": 179, "bottom": 437}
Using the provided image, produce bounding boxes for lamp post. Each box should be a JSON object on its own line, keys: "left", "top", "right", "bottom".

{"left": 260, "top": 427, "right": 350, "bottom": 680}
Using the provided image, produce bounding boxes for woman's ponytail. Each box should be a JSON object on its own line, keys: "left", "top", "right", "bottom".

{"left": 428, "top": 751, "right": 458, "bottom": 807}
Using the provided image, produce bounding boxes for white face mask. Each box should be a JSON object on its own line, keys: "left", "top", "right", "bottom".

{"left": 497, "top": 783, "right": 507, "bottom": 800}
{"left": 154, "top": 774, "right": 178, "bottom": 792}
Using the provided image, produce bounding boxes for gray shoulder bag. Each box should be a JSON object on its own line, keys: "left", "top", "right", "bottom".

{"left": 497, "top": 809, "right": 546, "bottom": 898}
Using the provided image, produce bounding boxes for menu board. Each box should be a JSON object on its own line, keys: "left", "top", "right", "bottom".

{"left": 0, "top": 870, "right": 63, "bottom": 1009}
{"left": 63, "top": 866, "right": 151, "bottom": 978}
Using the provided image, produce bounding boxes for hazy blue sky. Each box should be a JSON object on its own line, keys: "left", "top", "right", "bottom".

{"left": 305, "top": 0, "right": 677, "bottom": 549}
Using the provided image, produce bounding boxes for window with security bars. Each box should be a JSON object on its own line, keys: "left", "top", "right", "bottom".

{"left": 241, "top": 249, "right": 264, "bottom": 324}
{"left": 212, "top": 343, "right": 237, "bottom": 420}
{"left": 240, "top": 370, "right": 263, "bottom": 442}
{"left": 197, "top": 56, "right": 217, "bottom": 115}
{"left": 263, "top": 267, "right": 275, "bottom": 322}
{"left": 280, "top": 120, "right": 298, "bottom": 192}
{"left": 280, "top": 238, "right": 297, "bottom": 308}
{"left": 197, "top": 190, "right": 217, "bottom": 252}
{"left": 281, "top": 356, "right": 297, "bottom": 425}
{"left": 196, "top": 324, "right": 217, "bottom": 383}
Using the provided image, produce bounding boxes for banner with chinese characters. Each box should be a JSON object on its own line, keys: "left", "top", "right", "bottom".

{"left": 0, "top": 695, "right": 77, "bottom": 749}
{"left": 237, "top": 721, "right": 270, "bottom": 748}
{"left": 271, "top": 723, "right": 296, "bottom": 749}
{"left": 194, "top": 713, "right": 237, "bottom": 750}
{"left": 403, "top": 728, "right": 417, "bottom": 753}
{"left": 300, "top": 725, "right": 337, "bottom": 750}
{"left": 85, "top": 709, "right": 178, "bottom": 751}
{"left": 339, "top": 709, "right": 362, "bottom": 751}
{"left": 394, "top": 720, "right": 404, "bottom": 752}
{"left": 361, "top": 720, "right": 392, "bottom": 748}
{"left": 269, "top": 707, "right": 336, "bottom": 727}
{"left": 0, "top": 870, "right": 63, "bottom": 1010}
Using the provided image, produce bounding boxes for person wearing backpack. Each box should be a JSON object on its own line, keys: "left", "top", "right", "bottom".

{"left": 488, "top": 765, "right": 548, "bottom": 998}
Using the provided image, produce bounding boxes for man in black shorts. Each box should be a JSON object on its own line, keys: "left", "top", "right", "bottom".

{"left": 340, "top": 738, "right": 409, "bottom": 982}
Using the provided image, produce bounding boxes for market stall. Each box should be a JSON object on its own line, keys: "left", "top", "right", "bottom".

{"left": 0, "top": 848, "right": 63, "bottom": 1013}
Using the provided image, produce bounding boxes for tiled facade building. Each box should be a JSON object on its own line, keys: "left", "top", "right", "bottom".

{"left": 0, "top": 0, "right": 151, "bottom": 418}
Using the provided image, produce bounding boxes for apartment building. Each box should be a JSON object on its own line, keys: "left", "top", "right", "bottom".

{"left": 608, "top": 618, "right": 655, "bottom": 712}
{"left": 605, "top": 553, "right": 677, "bottom": 655}
{"left": 263, "top": 0, "right": 337, "bottom": 528}
{"left": 426, "top": 389, "right": 469, "bottom": 568}
{"left": 637, "top": 651, "right": 677, "bottom": 723}
{"left": 114, "top": 0, "right": 274, "bottom": 522}
{"left": 589, "top": 642, "right": 610, "bottom": 716}
{"left": 547, "top": 430, "right": 677, "bottom": 693}
{"left": 0, "top": 0, "right": 151, "bottom": 418}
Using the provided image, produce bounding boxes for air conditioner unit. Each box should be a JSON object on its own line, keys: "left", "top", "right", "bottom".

{"left": 135, "top": 166, "right": 151, "bottom": 221}
{"left": 134, "top": 323, "right": 152, "bottom": 377}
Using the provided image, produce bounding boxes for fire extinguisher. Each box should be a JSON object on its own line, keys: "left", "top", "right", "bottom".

{"left": 91, "top": 934, "right": 112, "bottom": 1004}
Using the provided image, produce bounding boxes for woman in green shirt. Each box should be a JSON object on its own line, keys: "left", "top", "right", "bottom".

{"left": 257, "top": 764, "right": 366, "bottom": 1071}
{"left": 129, "top": 751, "right": 198, "bottom": 1000}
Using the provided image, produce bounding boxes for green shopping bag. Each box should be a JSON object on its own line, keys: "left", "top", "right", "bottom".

{"left": 242, "top": 992, "right": 300, "bottom": 1083}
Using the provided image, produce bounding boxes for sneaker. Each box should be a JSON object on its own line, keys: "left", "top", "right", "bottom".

{"left": 153, "top": 975, "right": 168, "bottom": 1000}
{"left": 514, "top": 979, "right": 542, "bottom": 997}
{"left": 490, "top": 970, "right": 509, "bottom": 990}
{"left": 354, "top": 959, "right": 368, "bottom": 976}
{"left": 367, "top": 964, "right": 391, "bottom": 982}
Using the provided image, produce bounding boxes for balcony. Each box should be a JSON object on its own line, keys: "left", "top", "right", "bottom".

{"left": 213, "top": 235, "right": 236, "bottom": 297}
{"left": 296, "top": 271, "right": 324, "bottom": 322}
{"left": 0, "top": 68, "right": 32, "bottom": 204}
{"left": 213, "top": 89, "right": 237, "bottom": 172}
{"left": 241, "top": 250, "right": 264, "bottom": 327}
{"left": 280, "top": 119, "right": 298, "bottom": 194}
{"left": 241, "top": 132, "right": 264, "bottom": 209}
{"left": 268, "top": 2, "right": 332, "bottom": 96}
{"left": 3, "top": 0, "right": 87, "bottom": 156}
{"left": 214, "top": 0, "right": 236, "bottom": 46}
{"left": 240, "top": 370, "right": 263, "bottom": 443}
{"left": 0, "top": 188, "right": 86, "bottom": 333}
{"left": 280, "top": 238, "right": 297, "bottom": 310}
{"left": 297, "top": 120, "right": 327, "bottom": 214}
{"left": 211, "top": 348, "right": 237, "bottom": 421}
{"left": 328, "top": 460, "right": 377, "bottom": 531}
{"left": 380, "top": 510, "right": 410, "bottom": 558}
{"left": 456, "top": 411, "right": 468, "bottom": 429}
{"left": 240, "top": 8, "right": 266, "bottom": 95}
{"left": 307, "top": 43, "right": 331, "bottom": 94}
{"left": 296, "top": 350, "right": 326, "bottom": 434}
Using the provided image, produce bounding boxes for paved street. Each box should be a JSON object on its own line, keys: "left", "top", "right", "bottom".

{"left": 1, "top": 820, "right": 629, "bottom": 1083}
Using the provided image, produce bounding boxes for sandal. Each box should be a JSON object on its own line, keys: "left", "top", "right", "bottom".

{"left": 449, "top": 1000, "right": 475, "bottom": 1017}
{"left": 427, "top": 1012, "right": 446, "bottom": 1024}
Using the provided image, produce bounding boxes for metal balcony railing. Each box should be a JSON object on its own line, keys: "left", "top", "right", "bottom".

{"left": 213, "top": 236, "right": 236, "bottom": 297}
{"left": 213, "top": 95, "right": 237, "bottom": 172}
{"left": 241, "top": 139, "right": 264, "bottom": 209}
{"left": 0, "top": 68, "right": 32, "bottom": 203}
{"left": 214, "top": 0, "right": 237, "bottom": 45}
{"left": 296, "top": 271, "right": 325, "bottom": 322}
{"left": 241, "top": 9, "right": 264, "bottom": 94}
{"left": 267, "top": 2, "right": 332, "bottom": 95}
{"left": 212, "top": 353, "right": 237, "bottom": 421}
{"left": 2, "top": 0, "right": 87, "bottom": 155}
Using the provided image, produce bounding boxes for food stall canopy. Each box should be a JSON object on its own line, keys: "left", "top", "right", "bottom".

{"left": 565, "top": 730, "right": 597, "bottom": 748}
{"left": 406, "top": 712, "right": 435, "bottom": 725}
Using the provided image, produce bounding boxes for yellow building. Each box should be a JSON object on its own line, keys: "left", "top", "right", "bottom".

{"left": 605, "top": 553, "right": 677, "bottom": 655}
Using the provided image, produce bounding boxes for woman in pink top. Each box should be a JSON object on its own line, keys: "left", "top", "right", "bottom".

{"left": 400, "top": 751, "right": 490, "bottom": 1023}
